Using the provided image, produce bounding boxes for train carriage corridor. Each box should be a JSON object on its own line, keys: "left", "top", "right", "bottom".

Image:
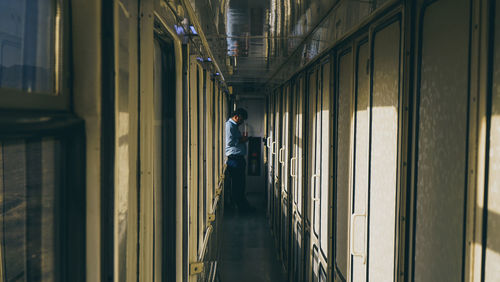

{"left": 1, "top": 0, "right": 500, "bottom": 281}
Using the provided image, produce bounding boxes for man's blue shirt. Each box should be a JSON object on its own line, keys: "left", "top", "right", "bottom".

{"left": 225, "top": 118, "right": 246, "bottom": 157}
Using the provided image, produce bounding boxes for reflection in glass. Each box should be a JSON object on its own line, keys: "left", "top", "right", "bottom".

{"left": 114, "top": 1, "right": 134, "bottom": 280}
{"left": 0, "top": 139, "right": 59, "bottom": 281}
{"left": 0, "top": 0, "right": 59, "bottom": 93}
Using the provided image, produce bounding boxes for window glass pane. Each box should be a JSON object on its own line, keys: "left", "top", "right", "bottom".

{"left": 484, "top": 0, "right": 500, "bottom": 279}
{"left": 351, "top": 41, "right": 369, "bottom": 281}
{"left": 414, "top": 0, "right": 470, "bottom": 281}
{"left": 320, "top": 62, "right": 330, "bottom": 257}
{"left": 189, "top": 56, "right": 200, "bottom": 253}
{"left": 114, "top": 0, "right": 138, "bottom": 279}
{"left": 0, "top": 138, "right": 60, "bottom": 281}
{"left": 0, "top": 0, "right": 58, "bottom": 93}
{"left": 293, "top": 83, "right": 299, "bottom": 207}
{"left": 297, "top": 77, "right": 304, "bottom": 215}
{"left": 336, "top": 50, "right": 352, "bottom": 278}
{"left": 275, "top": 91, "right": 281, "bottom": 188}
{"left": 197, "top": 66, "right": 205, "bottom": 245}
{"left": 153, "top": 38, "right": 164, "bottom": 280}
{"left": 368, "top": 20, "right": 400, "bottom": 282}
{"left": 206, "top": 76, "right": 214, "bottom": 219}
{"left": 283, "top": 86, "right": 290, "bottom": 193}
{"left": 308, "top": 71, "right": 317, "bottom": 222}
{"left": 314, "top": 70, "right": 321, "bottom": 237}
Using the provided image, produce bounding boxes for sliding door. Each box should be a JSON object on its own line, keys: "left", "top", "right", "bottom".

{"left": 334, "top": 47, "right": 353, "bottom": 282}
{"left": 411, "top": 0, "right": 470, "bottom": 281}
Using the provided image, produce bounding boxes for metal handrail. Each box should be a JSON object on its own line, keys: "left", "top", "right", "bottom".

{"left": 191, "top": 168, "right": 226, "bottom": 275}
{"left": 198, "top": 224, "right": 214, "bottom": 261}
{"left": 211, "top": 194, "right": 220, "bottom": 214}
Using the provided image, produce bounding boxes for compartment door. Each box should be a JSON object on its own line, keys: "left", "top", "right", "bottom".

{"left": 310, "top": 61, "right": 332, "bottom": 281}
{"left": 274, "top": 90, "right": 282, "bottom": 239}
{"left": 350, "top": 40, "right": 370, "bottom": 282}
{"left": 281, "top": 84, "right": 292, "bottom": 270}
{"left": 335, "top": 48, "right": 353, "bottom": 282}
{"left": 367, "top": 19, "right": 401, "bottom": 282}
{"left": 306, "top": 68, "right": 319, "bottom": 281}
{"left": 291, "top": 76, "right": 306, "bottom": 281}
{"left": 267, "top": 94, "right": 275, "bottom": 216}
{"left": 412, "top": 1, "right": 470, "bottom": 281}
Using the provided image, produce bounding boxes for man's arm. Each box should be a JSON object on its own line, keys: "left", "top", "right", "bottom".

{"left": 226, "top": 123, "right": 239, "bottom": 147}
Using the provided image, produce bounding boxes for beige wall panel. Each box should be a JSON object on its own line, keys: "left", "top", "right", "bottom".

{"left": 139, "top": 0, "right": 155, "bottom": 281}
{"left": 71, "top": 0, "right": 102, "bottom": 280}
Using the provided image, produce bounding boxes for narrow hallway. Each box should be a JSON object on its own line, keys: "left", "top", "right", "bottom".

{"left": 219, "top": 192, "right": 287, "bottom": 282}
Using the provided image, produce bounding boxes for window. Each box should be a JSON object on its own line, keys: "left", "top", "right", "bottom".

{"left": 0, "top": 1, "right": 85, "bottom": 280}
{"left": 0, "top": 0, "right": 68, "bottom": 110}
{"left": 0, "top": 0, "right": 60, "bottom": 93}
{"left": 0, "top": 139, "right": 60, "bottom": 281}
{"left": 0, "top": 117, "right": 86, "bottom": 281}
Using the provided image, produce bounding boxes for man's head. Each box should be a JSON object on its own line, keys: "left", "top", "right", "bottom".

{"left": 232, "top": 108, "right": 248, "bottom": 125}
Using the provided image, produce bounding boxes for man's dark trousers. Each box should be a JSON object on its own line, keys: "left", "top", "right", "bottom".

{"left": 226, "top": 155, "right": 247, "bottom": 209}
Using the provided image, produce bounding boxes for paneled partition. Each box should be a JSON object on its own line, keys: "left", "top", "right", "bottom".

{"left": 266, "top": 10, "right": 403, "bottom": 282}
{"left": 265, "top": 1, "right": 500, "bottom": 281}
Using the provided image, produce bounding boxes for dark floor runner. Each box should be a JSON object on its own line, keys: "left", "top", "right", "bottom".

{"left": 218, "top": 192, "right": 288, "bottom": 282}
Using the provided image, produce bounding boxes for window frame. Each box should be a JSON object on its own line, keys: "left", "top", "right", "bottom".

{"left": 0, "top": 0, "right": 71, "bottom": 111}
{"left": 0, "top": 112, "right": 86, "bottom": 282}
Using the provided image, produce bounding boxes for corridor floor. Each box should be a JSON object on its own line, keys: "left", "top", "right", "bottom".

{"left": 219, "top": 192, "right": 288, "bottom": 282}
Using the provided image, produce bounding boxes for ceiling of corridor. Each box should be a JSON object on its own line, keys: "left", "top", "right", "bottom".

{"left": 191, "top": 0, "right": 392, "bottom": 91}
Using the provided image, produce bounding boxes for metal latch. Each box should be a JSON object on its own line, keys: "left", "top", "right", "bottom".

{"left": 190, "top": 262, "right": 204, "bottom": 275}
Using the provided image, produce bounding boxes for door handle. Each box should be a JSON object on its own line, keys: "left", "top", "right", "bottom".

{"left": 350, "top": 213, "right": 367, "bottom": 264}
{"left": 279, "top": 147, "right": 285, "bottom": 164}
{"left": 311, "top": 173, "right": 320, "bottom": 181}
{"left": 271, "top": 141, "right": 277, "bottom": 154}
{"left": 290, "top": 157, "right": 297, "bottom": 177}
{"left": 266, "top": 137, "right": 272, "bottom": 148}
{"left": 310, "top": 173, "right": 320, "bottom": 196}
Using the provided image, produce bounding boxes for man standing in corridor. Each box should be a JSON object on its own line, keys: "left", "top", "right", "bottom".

{"left": 225, "top": 108, "right": 254, "bottom": 213}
